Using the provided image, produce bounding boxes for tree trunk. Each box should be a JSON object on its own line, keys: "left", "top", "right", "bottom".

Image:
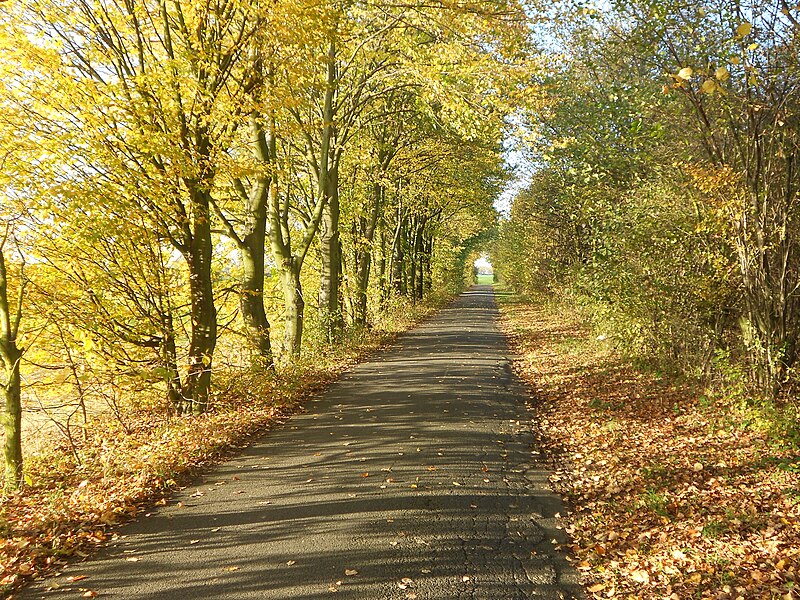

{"left": 1, "top": 345, "right": 21, "bottom": 492}
{"left": 161, "top": 313, "right": 183, "bottom": 415}
{"left": 409, "top": 217, "right": 419, "bottom": 301}
{"left": 280, "top": 258, "right": 304, "bottom": 356}
{"left": 319, "top": 165, "right": 342, "bottom": 338}
{"left": 0, "top": 248, "right": 22, "bottom": 491}
{"left": 181, "top": 189, "right": 217, "bottom": 415}
{"left": 414, "top": 219, "right": 425, "bottom": 301}
{"left": 392, "top": 216, "right": 406, "bottom": 295}
{"left": 241, "top": 236, "right": 273, "bottom": 369}
{"left": 424, "top": 234, "right": 434, "bottom": 293}
{"left": 315, "top": 35, "right": 341, "bottom": 341}
{"left": 378, "top": 222, "right": 388, "bottom": 304}
{"left": 353, "top": 182, "right": 383, "bottom": 325}
{"left": 238, "top": 114, "right": 273, "bottom": 369}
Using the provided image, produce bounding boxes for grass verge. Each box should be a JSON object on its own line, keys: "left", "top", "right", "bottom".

{"left": 497, "top": 292, "right": 800, "bottom": 600}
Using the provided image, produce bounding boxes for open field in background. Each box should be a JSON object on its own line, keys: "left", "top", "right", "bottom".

{"left": 498, "top": 290, "right": 800, "bottom": 599}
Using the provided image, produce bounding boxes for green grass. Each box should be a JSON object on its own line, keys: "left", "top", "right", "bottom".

{"left": 475, "top": 274, "right": 495, "bottom": 285}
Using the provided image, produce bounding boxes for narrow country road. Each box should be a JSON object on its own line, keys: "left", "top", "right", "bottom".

{"left": 23, "top": 286, "right": 583, "bottom": 600}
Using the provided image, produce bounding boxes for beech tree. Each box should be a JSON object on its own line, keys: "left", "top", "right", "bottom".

{"left": 24, "top": 0, "right": 274, "bottom": 412}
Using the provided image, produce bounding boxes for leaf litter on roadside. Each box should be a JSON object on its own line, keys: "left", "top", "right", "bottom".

{"left": 500, "top": 300, "right": 800, "bottom": 599}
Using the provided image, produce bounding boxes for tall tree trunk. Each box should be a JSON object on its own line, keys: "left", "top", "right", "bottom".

{"left": 181, "top": 188, "right": 217, "bottom": 415}
{"left": 317, "top": 36, "right": 341, "bottom": 340}
{"left": 0, "top": 246, "right": 23, "bottom": 491}
{"left": 1, "top": 346, "right": 21, "bottom": 492}
{"left": 424, "top": 234, "right": 434, "bottom": 293}
{"left": 161, "top": 312, "right": 183, "bottom": 414}
{"left": 240, "top": 238, "right": 272, "bottom": 368}
{"left": 353, "top": 182, "right": 383, "bottom": 325}
{"left": 279, "top": 258, "right": 304, "bottom": 356}
{"left": 414, "top": 219, "right": 425, "bottom": 301}
{"left": 408, "top": 217, "right": 419, "bottom": 301}
{"left": 238, "top": 114, "right": 273, "bottom": 369}
{"left": 378, "top": 221, "right": 388, "bottom": 304}
{"left": 319, "top": 165, "right": 342, "bottom": 338}
{"left": 392, "top": 215, "right": 406, "bottom": 295}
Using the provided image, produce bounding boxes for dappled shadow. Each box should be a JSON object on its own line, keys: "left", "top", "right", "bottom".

{"left": 22, "top": 285, "right": 582, "bottom": 600}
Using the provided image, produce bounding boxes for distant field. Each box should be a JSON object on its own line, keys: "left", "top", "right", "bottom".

{"left": 476, "top": 274, "right": 495, "bottom": 285}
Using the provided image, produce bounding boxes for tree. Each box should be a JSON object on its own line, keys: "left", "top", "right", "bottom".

{"left": 24, "top": 0, "right": 271, "bottom": 412}
{"left": 0, "top": 229, "right": 24, "bottom": 491}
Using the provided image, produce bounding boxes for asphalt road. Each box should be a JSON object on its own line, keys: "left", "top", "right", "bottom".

{"left": 22, "top": 286, "right": 583, "bottom": 600}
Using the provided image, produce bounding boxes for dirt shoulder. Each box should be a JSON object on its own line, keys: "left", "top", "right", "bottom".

{"left": 498, "top": 294, "right": 800, "bottom": 599}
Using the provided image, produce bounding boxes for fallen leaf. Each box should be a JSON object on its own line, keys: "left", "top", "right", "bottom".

{"left": 398, "top": 577, "right": 414, "bottom": 589}
{"left": 630, "top": 570, "right": 649, "bottom": 583}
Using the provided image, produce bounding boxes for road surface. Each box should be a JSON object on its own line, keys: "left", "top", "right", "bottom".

{"left": 22, "top": 286, "right": 583, "bottom": 599}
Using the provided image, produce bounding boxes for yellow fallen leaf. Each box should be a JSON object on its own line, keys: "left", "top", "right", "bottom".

{"left": 344, "top": 569, "right": 358, "bottom": 576}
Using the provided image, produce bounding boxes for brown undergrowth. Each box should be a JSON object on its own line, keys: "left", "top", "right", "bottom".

{"left": 498, "top": 295, "right": 800, "bottom": 600}
{"left": 0, "top": 300, "right": 445, "bottom": 599}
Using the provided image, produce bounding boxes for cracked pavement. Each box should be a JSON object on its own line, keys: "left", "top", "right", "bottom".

{"left": 21, "top": 285, "right": 584, "bottom": 599}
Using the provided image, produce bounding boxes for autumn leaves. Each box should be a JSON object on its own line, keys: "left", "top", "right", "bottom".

{"left": 0, "top": 0, "right": 534, "bottom": 491}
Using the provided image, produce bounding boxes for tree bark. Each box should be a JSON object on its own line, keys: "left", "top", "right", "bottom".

{"left": 161, "top": 313, "right": 183, "bottom": 414}
{"left": 317, "top": 37, "right": 342, "bottom": 339}
{"left": 240, "top": 237, "right": 272, "bottom": 368}
{"left": 0, "top": 246, "right": 23, "bottom": 491}
{"left": 237, "top": 114, "right": 274, "bottom": 369}
{"left": 181, "top": 188, "right": 217, "bottom": 415}
{"left": 353, "top": 181, "right": 384, "bottom": 325}
{"left": 279, "top": 258, "right": 304, "bottom": 356}
{"left": 1, "top": 345, "right": 21, "bottom": 492}
{"left": 319, "top": 164, "right": 342, "bottom": 337}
